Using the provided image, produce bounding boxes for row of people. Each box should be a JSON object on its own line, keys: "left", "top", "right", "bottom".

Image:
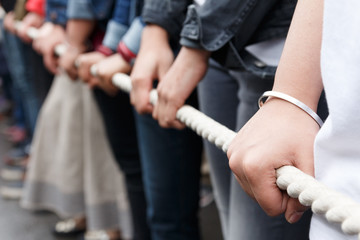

{"left": 3, "top": 0, "right": 357, "bottom": 239}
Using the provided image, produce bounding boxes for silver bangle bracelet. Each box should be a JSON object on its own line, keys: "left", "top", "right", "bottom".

{"left": 258, "top": 91, "right": 323, "bottom": 127}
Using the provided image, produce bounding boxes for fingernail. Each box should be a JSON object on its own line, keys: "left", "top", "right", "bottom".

{"left": 288, "top": 211, "right": 304, "bottom": 224}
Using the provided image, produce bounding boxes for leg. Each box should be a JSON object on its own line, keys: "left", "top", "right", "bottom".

{"left": 93, "top": 89, "right": 150, "bottom": 240}
{"left": 197, "top": 59, "right": 239, "bottom": 239}
{"left": 134, "top": 111, "right": 202, "bottom": 240}
{"left": 227, "top": 70, "right": 311, "bottom": 240}
{"left": 3, "top": 32, "right": 39, "bottom": 138}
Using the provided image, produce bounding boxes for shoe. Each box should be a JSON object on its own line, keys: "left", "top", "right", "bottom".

{"left": 85, "top": 230, "right": 121, "bottom": 240}
{"left": 0, "top": 166, "right": 26, "bottom": 181}
{"left": 3, "top": 156, "right": 28, "bottom": 167}
{"left": 53, "top": 217, "right": 87, "bottom": 237}
{"left": 3, "top": 146, "right": 29, "bottom": 167}
{"left": 5, "top": 145, "right": 27, "bottom": 161}
{"left": 2, "top": 125, "right": 27, "bottom": 143}
{"left": 8, "top": 127, "right": 26, "bottom": 143}
{"left": 0, "top": 181, "right": 23, "bottom": 200}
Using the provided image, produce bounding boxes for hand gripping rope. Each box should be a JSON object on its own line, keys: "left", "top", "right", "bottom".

{"left": 16, "top": 22, "right": 360, "bottom": 238}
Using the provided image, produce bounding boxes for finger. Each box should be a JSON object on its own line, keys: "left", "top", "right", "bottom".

{"left": 285, "top": 197, "right": 308, "bottom": 223}
{"left": 96, "top": 69, "right": 112, "bottom": 86}
{"left": 131, "top": 75, "right": 154, "bottom": 114}
{"left": 78, "top": 64, "right": 91, "bottom": 82}
{"left": 229, "top": 154, "right": 257, "bottom": 200}
{"left": 44, "top": 55, "right": 58, "bottom": 74}
{"left": 243, "top": 158, "right": 287, "bottom": 216}
{"left": 63, "top": 62, "right": 78, "bottom": 80}
{"left": 171, "top": 120, "right": 186, "bottom": 130}
{"left": 88, "top": 77, "right": 99, "bottom": 88}
{"left": 100, "top": 83, "right": 118, "bottom": 96}
{"left": 158, "top": 103, "right": 183, "bottom": 129}
{"left": 68, "top": 68, "right": 78, "bottom": 80}
{"left": 33, "top": 39, "right": 45, "bottom": 54}
{"left": 133, "top": 89, "right": 153, "bottom": 114}
{"left": 152, "top": 102, "right": 159, "bottom": 120}
{"left": 20, "top": 27, "right": 32, "bottom": 43}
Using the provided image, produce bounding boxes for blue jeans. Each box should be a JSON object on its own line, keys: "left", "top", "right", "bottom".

{"left": 197, "top": 59, "right": 312, "bottom": 240}
{"left": 134, "top": 112, "right": 202, "bottom": 240}
{"left": 2, "top": 31, "right": 39, "bottom": 138}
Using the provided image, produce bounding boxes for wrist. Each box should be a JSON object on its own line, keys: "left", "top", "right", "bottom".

{"left": 259, "top": 90, "right": 323, "bottom": 127}
{"left": 272, "top": 86, "right": 322, "bottom": 113}
{"left": 65, "top": 20, "right": 95, "bottom": 51}
{"left": 65, "top": 39, "right": 89, "bottom": 54}
{"left": 143, "top": 24, "right": 169, "bottom": 48}
{"left": 182, "top": 46, "right": 211, "bottom": 63}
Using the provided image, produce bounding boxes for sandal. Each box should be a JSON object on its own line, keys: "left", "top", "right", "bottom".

{"left": 84, "top": 229, "right": 121, "bottom": 240}
{"left": 53, "top": 217, "right": 86, "bottom": 237}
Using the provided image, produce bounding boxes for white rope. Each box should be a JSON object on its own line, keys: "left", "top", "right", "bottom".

{"left": 15, "top": 21, "right": 360, "bottom": 239}
{"left": 111, "top": 73, "right": 360, "bottom": 239}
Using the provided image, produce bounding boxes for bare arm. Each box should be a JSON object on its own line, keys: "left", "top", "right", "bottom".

{"left": 228, "top": 0, "right": 324, "bottom": 223}
{"left": 130, "top": 24, "right": 174, "bottom": 114}
{"left": 59, "top": 19, "right": 95, "bottom": 80}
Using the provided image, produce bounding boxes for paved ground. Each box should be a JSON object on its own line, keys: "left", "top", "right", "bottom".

{"left": 0, "top": 118, "right": 223, "bottom": 240}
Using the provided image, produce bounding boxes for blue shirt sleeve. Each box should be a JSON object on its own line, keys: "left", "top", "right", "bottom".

{"left": 67, "top": 0, "right": 96, "bottom": 20}
{"left": 121, "top": 17, "right": 145, "bottom": 54}
{"left": 46, "top": 0, "right": 68, "bottom": 26}
{"left": 102, "top": 0, "right": 132, "bottom": 50}
{"left": 112, "top": 0, "right": 131, "bottom": 26}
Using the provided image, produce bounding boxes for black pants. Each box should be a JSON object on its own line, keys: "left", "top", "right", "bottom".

{"left": 93, "top": 89, "right": 151, "bottom": 240}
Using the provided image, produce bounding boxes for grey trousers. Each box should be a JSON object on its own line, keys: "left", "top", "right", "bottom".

{"left": 197, "top": 59, "right": 312, "bottom": 240}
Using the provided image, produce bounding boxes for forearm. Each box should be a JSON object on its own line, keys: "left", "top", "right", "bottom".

{"left": 142, "top": 24, "right": 170, "bottom": 49}
{"left": 66, "top": 19, "right": 95, "bottom": 49}
{"left": 272, "top": 0, "right": 324, "bottom": 111}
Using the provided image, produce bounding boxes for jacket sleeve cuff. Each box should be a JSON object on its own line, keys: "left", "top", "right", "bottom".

{"left": 180, "top": 37, "right": 202, "bottom": 49}
{"left": 102, "top": 20, "right": 128, "bottom": 51}
{"left": 67, "top": 0, "right": 96, "bottom": 20}
{"left": 180, "top": 5, "right": 203, "bottom": 49}
{"left": 121, "top": 17, "right": 145, "bottom": 54}
{"left": 142, "top": 0, "right": 181, "bottom": 40}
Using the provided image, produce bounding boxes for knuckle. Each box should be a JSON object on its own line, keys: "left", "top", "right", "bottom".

{"left": 228, "top": 154, "right": 238, "bottom": 172}
{"left": 159, "top": 120, "right": 169, "bottom": 128}
{"left": 228, "top": 151, "right": 243, "bottom": 172}
{"left": 242, "top": 156, "right": 259, "bottom": 177}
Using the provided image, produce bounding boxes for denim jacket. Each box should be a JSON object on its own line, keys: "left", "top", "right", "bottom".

{"left": 143, "top": 0, "right": 296, "bottom": 75}
{"left": 46, "top": 0, "right": 68, "bottom": 26}
{"left": 180, "top": 0, "right": 296, "bottom": 51}
{"left": 142, "top": 0, "right": 191, "bottom": 44}
{"left": 67, "top": 0, "right": 143, "bottom": 51}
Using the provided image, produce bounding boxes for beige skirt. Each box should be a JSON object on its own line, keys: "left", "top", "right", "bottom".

{"left": 21, "top": 72, "right": 133, "bottom": 238}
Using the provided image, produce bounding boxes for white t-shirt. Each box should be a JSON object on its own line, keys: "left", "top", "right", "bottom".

{"left": 311, "top": 0, "right": 360, "bottom": 239}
